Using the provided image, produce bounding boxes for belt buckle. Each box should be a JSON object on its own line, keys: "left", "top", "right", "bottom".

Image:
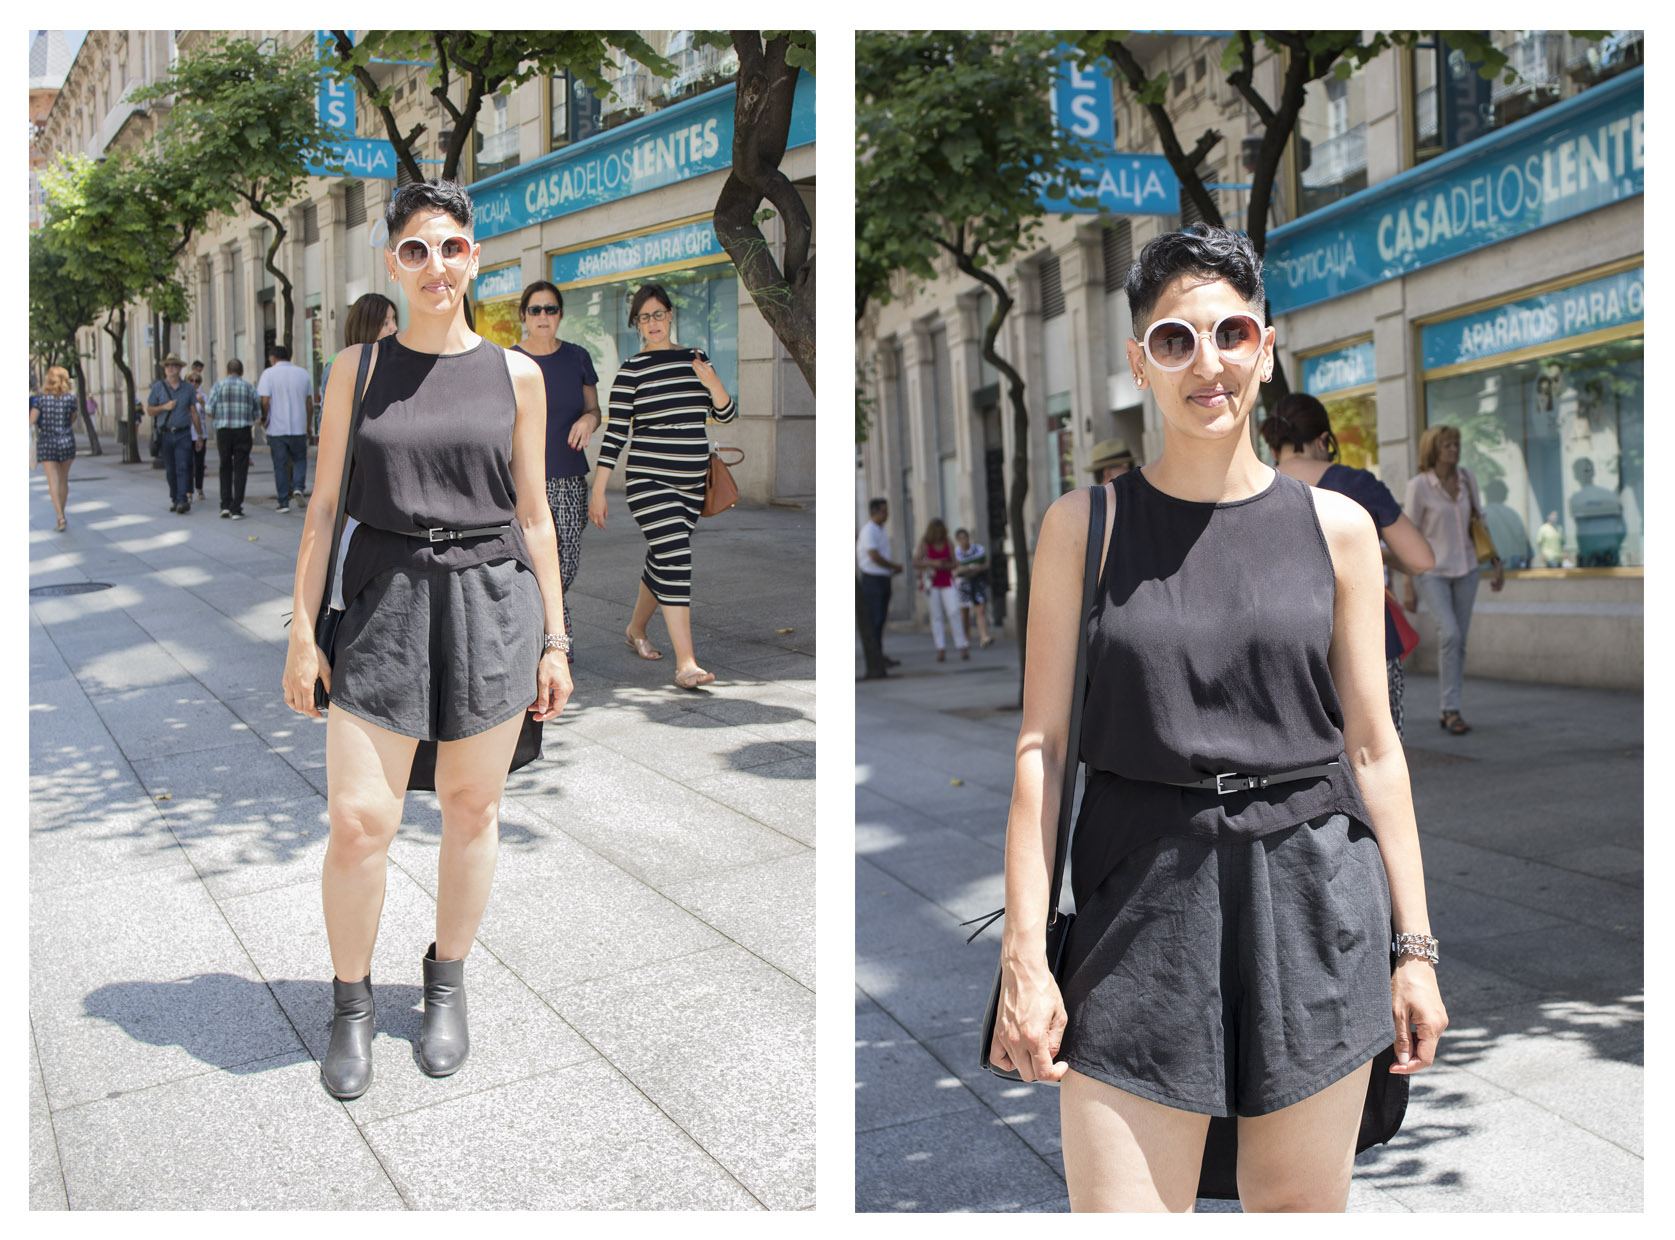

{"left": 1214, "top": 771, "right": 1265, "bottom": 795}
{"left": 427, "top": 528, "right": 450, "bottom": 543}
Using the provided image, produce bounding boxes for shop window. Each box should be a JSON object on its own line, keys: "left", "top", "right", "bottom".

{"left": 1412, "top": 30, "right": 1642, "bottom": 166}
{"left": 473, "top": 91, "right": 520, "bottom": 181}
{"left": 1296, "top": 61, "right": 1368, "bottom": 217}
{"left": 559, "top": 265, "right": 740, "bottom": 405}
{"left": 549, "top": 72, "right": 603, "bottom": 149}
{"left": 1424, "top": 335, "right": 1642, "bottom": 569}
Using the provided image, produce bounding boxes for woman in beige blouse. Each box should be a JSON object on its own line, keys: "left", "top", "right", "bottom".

{"left": 1401, "top": 425, "right": 1504, "bottom": 734}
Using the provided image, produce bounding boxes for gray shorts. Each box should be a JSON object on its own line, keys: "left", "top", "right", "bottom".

{"left": 1059, "top": 812, "right": 1394, "bottom": 1117}
{"left": 330, "top": 559, "right": 543, "bottom": 742}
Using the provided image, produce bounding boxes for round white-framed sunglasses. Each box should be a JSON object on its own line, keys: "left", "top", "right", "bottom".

{"left": 391, "top": 233, "right": 476, "bottom": 272}
{"left": 1140, "top": 312, "right": 1265, "bottom": 372}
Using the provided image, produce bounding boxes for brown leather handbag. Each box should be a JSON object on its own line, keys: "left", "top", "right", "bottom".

{"left": 700, "top": 446, "right": 745, "bottom": 517}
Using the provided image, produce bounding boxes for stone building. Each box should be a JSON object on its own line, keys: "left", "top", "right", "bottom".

{"left": 856, "top": 31, "right": 1642, "bottom": 688}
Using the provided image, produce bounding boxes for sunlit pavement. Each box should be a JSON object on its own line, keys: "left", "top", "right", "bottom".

{"left": 29, "top": 444, "right": 815, "bottom": 1209}
{"left": 855, "top": 623, "right": 1641, "bottom": 1211}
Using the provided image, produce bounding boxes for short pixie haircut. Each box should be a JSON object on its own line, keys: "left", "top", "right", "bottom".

{"left": 385, "top": 179, "right": 473, "bottom": 241}
{"left": 1126, "top": 225, "right": 1265, "bottom": 332}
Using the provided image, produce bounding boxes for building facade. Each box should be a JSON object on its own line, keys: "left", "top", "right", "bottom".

{"left": 856, "top": 31, "right": 1642, "bottom": 689}
{"left": 37, "top": 30, "right": 815, "bottom": 504}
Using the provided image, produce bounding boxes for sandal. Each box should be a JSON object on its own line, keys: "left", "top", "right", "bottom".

{"left": 674, "top": 667, "right": 716, "bottom": 691}
{"left": 1439, "top": 710, "right": 1472, "bottom": 735}
{"left": 625, "top": 632, "right": 663, "bottom": 661}
{"left": 54, "top": 517, "right": 66, "bottom": 532}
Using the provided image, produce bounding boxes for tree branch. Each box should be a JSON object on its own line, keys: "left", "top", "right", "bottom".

{"left": 331, "top": 31, "right": 425, "bottom": 183}
{"left": 1104, "top": 37, "right": 1225, "bottom": 228}
{"left": 1229, "top": 32, "right": 1279, "bottom": 129}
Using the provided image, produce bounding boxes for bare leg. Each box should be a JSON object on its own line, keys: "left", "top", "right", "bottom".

{"left": 627, "top": 580, "right": 659, "bottom": 644}
{"left": 1060, "top": 1069, "right": 1211, "bottom": 1212}
{"left": 661, "top": 603, "right": 709, "bottom": 681}
{"left": 46, "top": 460, "right": 69, "bottom": 523}
{"left": 432, "top": 709, "right": 525, "bottom": 960}
{"left": 1235, "top": 1060, "right": 1372, "bottom": 1211}
{"left": 322, "top": 707, "right": 418, "bottom": 982}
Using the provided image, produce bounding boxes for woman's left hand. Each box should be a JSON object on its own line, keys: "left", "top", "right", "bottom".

{"left": 567, "top": 411, "right": 601, "bottom": 451}
{"left": 692, "top": 355, "right": 727, "bottom": 403}
{"left": 1388, "top": 958, "right": 1448, "bottom": 1075}
{"left": 530, "top": 648, "right": 573, "bottom": 722}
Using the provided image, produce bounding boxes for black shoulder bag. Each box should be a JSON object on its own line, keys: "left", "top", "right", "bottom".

{"left": 970, "top": 482, "right": 1105, "bottom": 1080}
{"left": 312, "top": 341, "right": 376, "bottom": 713}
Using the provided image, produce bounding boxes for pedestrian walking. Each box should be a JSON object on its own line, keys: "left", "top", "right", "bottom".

{"left": 187, "top": 360, "right": 209, "bottom": 501}
{"left": 914, "top": 518, "right": 968, "bottom": 661}
{"left": 205, "top": 359, "right": 260, "bottom": 519}
{"left": 989, "top": 226, "right": 1445, "bottom": 1212}
{"left": 30, "top": 366, "right": 78, "bottom": 531}
{"left": 258, "top": 343, "right": 314, "bottom": 512}
{"left": 513, "top": 280, "right": 601, "bottom": 659}
{"left": 590, "top": 283, "right": 737, "bottom": 690}
{"left": 1265, "top": 393, "right": 1436, "bottom": 737}
{"left": 858, "top": 497, "right": 903, "bottom": 676}
{"left": 952, "top": 526, "right": 995, "bottom": 649}
{"left": 281, "top": 179, "right": 573, "bottom": 1101}
{"left": 1401, "top": 424, "right": 1505, "bottom": 735}
{"left": 1088, "top": 436, "right": 1137, "bottom": 485}
{"left": 144, "top": 353, "right": 202, "bottom": 514}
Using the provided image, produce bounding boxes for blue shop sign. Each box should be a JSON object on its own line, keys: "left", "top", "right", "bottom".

{"left": 1040, "top": 49, "right": 1180, "bottom": 216}
{"left": 307, "top": 136, "right": 399, "bottom": 180}
{"left": 469, "top": 74, "right": 816, "bottom": 241}
{"left": 474, "top": 263, "right": 524, "bottom": 303}
{"left": 1266, "top": 69, "right": 1643, "bottom": 314}
{"left": 1300, "top": 338, "right": 1376, "bottom": 396}
{"left": 316, "top": 31, "right": 355, "bottom": 133}
{"left": 551, "top": 219, "right": 724, "bottom": 287}
{"left": 1421, "top": 266, "right": 1643, "bottom": 371}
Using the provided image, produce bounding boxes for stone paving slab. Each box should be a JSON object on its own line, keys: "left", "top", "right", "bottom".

{"left": 553, "top": 944, "right": 816, "bottom": 1210}
{"left": 29, "top": 463, "right": 814, "bottom": 1210}
{"left": 856, "top": 637, "right": 1642, "bottom": 1212}
{"left": 29, "top": 1030, "right": 66, "bottom": 1210}
{"left": 52, "top": 1052, "right": 405, "bottom": 1210}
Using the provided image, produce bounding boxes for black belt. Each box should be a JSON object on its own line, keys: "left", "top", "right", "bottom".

{"left": 405, "top": 523, "right": 514, "bottom": 543}
{"left": 1162, "top": 760, "right": 1341, "bottom": 796}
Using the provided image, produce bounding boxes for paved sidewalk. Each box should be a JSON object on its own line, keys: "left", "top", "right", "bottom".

{"left": 28, "top": 448, "right": 814, "bottom": 1210}
{"left": 855, "top": 630, "right": 1642, "bottom": 1212}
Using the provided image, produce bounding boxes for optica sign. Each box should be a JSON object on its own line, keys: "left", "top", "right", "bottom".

{"left": 1420, "top": 265, "right": 1643, "bottom": 371}
{"left": 550, "top": 218, "right": 725, "bottom": 287}
{"left": 1266, "top": 69, "right": 1642, "bottom": 314}
{"left": 1300, "top": 338, "right": 1376, "bottom": 396}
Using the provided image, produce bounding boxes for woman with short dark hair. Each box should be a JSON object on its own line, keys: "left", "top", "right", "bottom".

{"left": 589, "top": 282, "right": 737, "bottom": 689}
{"left": 513, "top": 279, "right": 600, "bottom": 656}
{"left": 1263, "top": 392, "right": 1436, "bottom": 736}
{"left": 990, "top": 226, "right": 1446, "bottom": 1211}
{"left": 281, "top": 179, "right": 573, "bottom": 1100}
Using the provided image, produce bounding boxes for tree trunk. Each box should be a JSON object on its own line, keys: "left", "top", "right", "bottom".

{"left": 247, "top": 196, "right": 295, "bottom": 355}
{"left": 329, "top": 31, "right": 427, "bottom": 183}
{"left": 713, "top": 34, "right": 816, "bottom": 392}
{"left": 106, "top": 307, "right": 140, "bottom": 465}
{"left": 950, "top": 248, "right": 1032, "bottom": 705}
{"left": 70, "top": 348, "right": 101, "bottom": 456}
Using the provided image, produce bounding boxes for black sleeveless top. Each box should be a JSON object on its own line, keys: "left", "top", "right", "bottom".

{"left": 1070, "top": 466, "right": 1371, "bottom": 910}
{"left": 340, "top": 335, "right": 531, "bottom": 607}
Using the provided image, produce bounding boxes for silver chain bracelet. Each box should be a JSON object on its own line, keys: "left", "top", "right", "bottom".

{"left": 1391, "top": 932, "right": 1440, "bottom": 965}
{"left": 542, "top": 632, "right": 572, "bottom": 654}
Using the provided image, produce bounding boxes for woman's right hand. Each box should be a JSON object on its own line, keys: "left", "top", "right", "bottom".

{"left": 588, "top": 489, "right": 607, "bottom": 529}
{"left": 283, "top": 636, "right": 326, "bottom": 719}
{"left": 990, "top": 953, "right": 1070, "bottom": 1083}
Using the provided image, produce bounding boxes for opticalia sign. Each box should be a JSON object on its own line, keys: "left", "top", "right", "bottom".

{"left": 1266, "top": 69, "right": 1642, "bottom": 314}
{"left": 550, "top": 219, "right": 724, "bottom": 287}
{"left": 316, "top": 31, "right": 355, "bottom": 133}
{"left": 1300, "top": 338, "right": 1376, "bottom": 396}
{"left": 474, "top": 263, "right": 524, "bottom": 303}
{"left": 307, "top": 137, "right": 400, "bottom": 180}
{"left": 1038, "top": 47, "right": 1180, "bottom": 217}
{"left": 1420, "top": 266, "right": 1643, "bottom": 371}
{"left": 470, "top": 75, "right": 816, "bottom": 241}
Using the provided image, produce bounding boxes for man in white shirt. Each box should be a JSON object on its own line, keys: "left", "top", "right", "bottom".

{"left": 257, "top": 344, "right": 315, "bottom": 512}
{"left": 858, "top": 497, "right": 904, "bottom": 677}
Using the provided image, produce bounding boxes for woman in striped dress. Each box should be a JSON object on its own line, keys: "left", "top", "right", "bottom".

{"left": 589, "top": 283, "right": 737, "bottom": 690}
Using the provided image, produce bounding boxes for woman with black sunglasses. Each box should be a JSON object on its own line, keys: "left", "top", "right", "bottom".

{"left": 513, "top": 280, "right": 600, "bottom": 657}
{"left": 988, "top": 226, "right": 1446, "bottom": 1211}
{"left": 1265, "top": 392, "right": 1436, "bottom": 738}
{"left": 281, "top": 180, "right": 573, "bottom": 1101}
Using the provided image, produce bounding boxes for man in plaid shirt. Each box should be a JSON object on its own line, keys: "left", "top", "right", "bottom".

{"left": 206, "top": 358, "right": 260, "bottom": 519}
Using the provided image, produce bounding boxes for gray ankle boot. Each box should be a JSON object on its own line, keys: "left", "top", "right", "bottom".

{"left": 321, "top": 974, "right": 375, "bottom": 1099}
{"left": 417, "top": 943, "right": 468, "bottom": 1077}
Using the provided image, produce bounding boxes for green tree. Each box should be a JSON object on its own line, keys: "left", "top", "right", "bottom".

{"left": 1076, "top": 30, "right": 1608, "bottom": 397}
{"left": 29, "top": 231, "right": 106, "bottom": 453}
{"left": 40, "top": 152, "right": 197, "bottom": 463}
{"left": 857, "top": 31, "right": 1100, "bottom": 690}
{"left": 325, "top": 31, "right": 673, "bottom": 183}
{"left": 136, "top": 35, "right": 337, "bottom": 357}
{"left": 700, "top": 31, "right": 816, "bottom": 391}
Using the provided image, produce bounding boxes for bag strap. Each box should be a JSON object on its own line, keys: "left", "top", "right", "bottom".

{"left": 1046, "top": 482, "right": 1107, "bottom": 920}
{"left": 316, "top": 339, "right": 378, "bottom": 632}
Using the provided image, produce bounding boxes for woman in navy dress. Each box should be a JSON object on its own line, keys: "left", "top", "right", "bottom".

{"left": 31, "top": 366, "right": 79, "bottom": 532}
